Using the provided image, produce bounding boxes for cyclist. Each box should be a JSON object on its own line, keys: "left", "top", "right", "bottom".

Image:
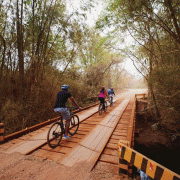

{"left": 98, "top": 86, "right": 109, "bottom": 111}
{"left": 54, "top": 85, "right": 81, "bottom": 140}
{"left": 108, "top": 87, "right": 115, "bottom": 105}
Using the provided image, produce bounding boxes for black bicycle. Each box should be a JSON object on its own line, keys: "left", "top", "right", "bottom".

{"left": 99, "top": 101, "right": 107, "bottom": 115}
{"left": 47, "top": 107, "right": 79, "bottom": 148}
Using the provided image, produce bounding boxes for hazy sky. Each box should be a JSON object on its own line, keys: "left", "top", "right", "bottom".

{"left": 66, "top": 0, "right": 140, "bottom": 77}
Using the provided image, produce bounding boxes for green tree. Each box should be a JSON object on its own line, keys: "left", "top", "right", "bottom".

{"left": 96, "top": 0, "right": 180, "bottom": 128}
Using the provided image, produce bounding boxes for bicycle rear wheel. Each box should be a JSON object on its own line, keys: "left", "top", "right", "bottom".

{"left": 99, "top": 103, "right": 103, "bottom": 115}
{"left": 110, "top": 97, "right": 113, "bottom": 107}
{"left": 68, "top": 114, "right": 79, "bottom": 135}
{"left": 47, "top": 122, "right": 63, "bottom": 148}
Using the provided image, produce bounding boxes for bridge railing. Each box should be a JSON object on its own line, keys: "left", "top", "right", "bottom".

{"left": 0, "top": 102, "right": 100, "bottom": 143}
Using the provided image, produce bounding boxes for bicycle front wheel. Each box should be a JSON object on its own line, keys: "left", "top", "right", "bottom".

{"left": 69, "top": 114, "right": 79, "bottom": 135}
{"left": 47, "top": 122, "right": 63, "bottom": 148}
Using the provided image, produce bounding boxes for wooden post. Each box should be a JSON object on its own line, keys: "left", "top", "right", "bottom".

{"left": 0, "top": 123, "right": 4, "bottom": 144}
{"left": 143, "top": 93, "right": 145, "bottom": 100}
{"left": 118, "top": 140, "right": 129, "bottom": 178}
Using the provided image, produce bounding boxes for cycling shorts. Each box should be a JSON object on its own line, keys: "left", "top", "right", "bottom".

{"left": 54, "top": 107, "right": 71, "bottom": 120}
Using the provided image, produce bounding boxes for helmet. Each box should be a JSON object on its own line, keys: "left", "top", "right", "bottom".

{"left": 101, "top": 86, "right": 105, "bottom": 89}
{"left": 111, "top": 87, "right": 113, "bottom": 90}
{"left": 61, "top": 85, "right": 69, "bottom": 90}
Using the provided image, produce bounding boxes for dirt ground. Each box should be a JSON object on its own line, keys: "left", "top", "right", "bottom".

{"left": 134, "top": 100, "right": 180, "bottom": 176}
{"left": 0, "top": 151, "right": 125, "bottom": 180}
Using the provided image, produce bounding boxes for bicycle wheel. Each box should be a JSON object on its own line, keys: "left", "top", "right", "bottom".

{"left": 104, "top": 101, "right": 107, "bottom": 112}
{"left": 110, "top": 97, "right": 112, "bottom": 107}
{"left": 69, "top": 114, "right": 79, "bottom": 135}
{"left": 47, "top": 122, "right": 63, "bottom": 148}
{"left": 99, "top": 103, "right": 103, "bottom": 115}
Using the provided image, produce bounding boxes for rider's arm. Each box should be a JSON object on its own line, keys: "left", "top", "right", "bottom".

{"left": 69, "top": 96, "right": 82, "bottom": 110}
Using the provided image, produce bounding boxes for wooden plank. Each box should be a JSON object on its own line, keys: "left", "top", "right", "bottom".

{"left": 99, "top": 154, "right": 119, "bottom": 164}
{"left": 80, "top": 125, "right": 105, "bottom": 148}
{"left": 111, "top": 134, "right": 126, "bottom": 140}
{"left": 0, "top": 128, "right": 4, "bottom": 134}
{"left": 6, "top": 130, "right": 48, "bottom": 154}
{"left": 74, "top": 147, "right": 96, "bottom": 165}
{"left": 103, "top": 148, "right": 118, "bottom": 157}
{"left": 33, "top": 149, "right": 49, "bottom": 158}
{"left": 41, "top": 145, "right": 73, "bottom": 154}
{"left": 94, "top": 127, "right": 114, "bottom": 152}
{"left": 95, "top": 161, "right": 119, "bottom": 175}
{"left": 108, "top": 139, "right": 119, "bottom": 144}
{"left": 2, "top": 104, "right": 101, "bottom": 155}
{"left": 59, "top": 100, "right": 130, "bottom": 168}
{"left": 106, "top": 143, "right": 118, "bottom": 150}
{"left": 60, "top": 145, "right": 96, "bottom": 166}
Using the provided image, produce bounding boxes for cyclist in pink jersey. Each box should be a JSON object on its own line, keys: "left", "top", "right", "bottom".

{"left": 98, "top": 86, "right": 109, "bottom": 111}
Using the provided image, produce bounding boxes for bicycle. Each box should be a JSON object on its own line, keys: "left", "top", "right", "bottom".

{"left": 99, "top": 100, "right": 107, "bottom": 115}
{"left": 47, "top": 107, "right": 79, "bottom": 148}
{"left": 109, "top": 95, "right": 113, "bottom": 107}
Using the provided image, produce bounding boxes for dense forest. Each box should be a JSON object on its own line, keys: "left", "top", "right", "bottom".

{"left": 0, "top": 0, "right": 179, "bottom": 136}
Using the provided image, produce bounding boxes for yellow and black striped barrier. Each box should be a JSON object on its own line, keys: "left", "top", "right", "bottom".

{"left": 118, "top": 141, "right": 180, "bottom": 180}
{"left": 0, "top": 123, "right": 4, "bottom": 144}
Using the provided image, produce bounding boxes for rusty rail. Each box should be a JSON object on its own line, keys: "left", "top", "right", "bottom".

{"left": 3, "top": 102, "right": 99, "bottom": 143}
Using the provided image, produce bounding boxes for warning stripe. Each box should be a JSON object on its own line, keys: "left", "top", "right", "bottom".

{"left": 118, "top": 142, "right": 180, "bottom": 180}
{"left": 0, "top": 123, "right": 4, "bottom": 143}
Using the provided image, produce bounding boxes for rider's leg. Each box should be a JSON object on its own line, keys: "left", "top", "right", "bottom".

{"left": 65, "top": 118, "right": 71, "bottom": 136}
{"left": 103, "top": 98, "right": 105, "bottom": 110}
{"left": 63, "top": 118, "right": 71, "bottom": 140}
{"left": 55, "top": 108, "right": 71, "bottom": 139}
{"left": 99, "top": 97, "right": 104, "bottom": 109}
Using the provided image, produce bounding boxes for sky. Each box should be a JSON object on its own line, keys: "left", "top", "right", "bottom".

{"left": 66, "top": 0, "right": 141, "bottom": 78}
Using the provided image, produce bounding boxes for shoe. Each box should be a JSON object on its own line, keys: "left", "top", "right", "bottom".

{"left": 63, "top": 135, "right": 71, "bottom": 140}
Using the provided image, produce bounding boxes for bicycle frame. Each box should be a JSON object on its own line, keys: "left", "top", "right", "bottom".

{"left": 47, "top": 107, "right": 79, "bottom": 148}
{"left": 109, "top": 95, "right": 113, "bottom": 106}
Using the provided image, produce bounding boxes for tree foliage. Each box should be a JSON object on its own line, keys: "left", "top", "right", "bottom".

{"left": 97, "top": 0, "right": 180, "bottom": 129}
{"left": 0, "top": 0, "right": 129, "bottom": 135}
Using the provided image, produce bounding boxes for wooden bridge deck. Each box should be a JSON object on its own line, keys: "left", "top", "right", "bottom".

{"left": 0, "top": 89, "right": 154, "bottom": 179}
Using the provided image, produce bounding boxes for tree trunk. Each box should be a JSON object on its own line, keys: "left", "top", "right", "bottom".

{"left": 0, "top": 34, "right": 6, "bottom": 83}
{"left": 148, "top": 29, "right": 161, "bottom": 120}
{"left": 16, "top": 0, "right": 24, "bottom": 92}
